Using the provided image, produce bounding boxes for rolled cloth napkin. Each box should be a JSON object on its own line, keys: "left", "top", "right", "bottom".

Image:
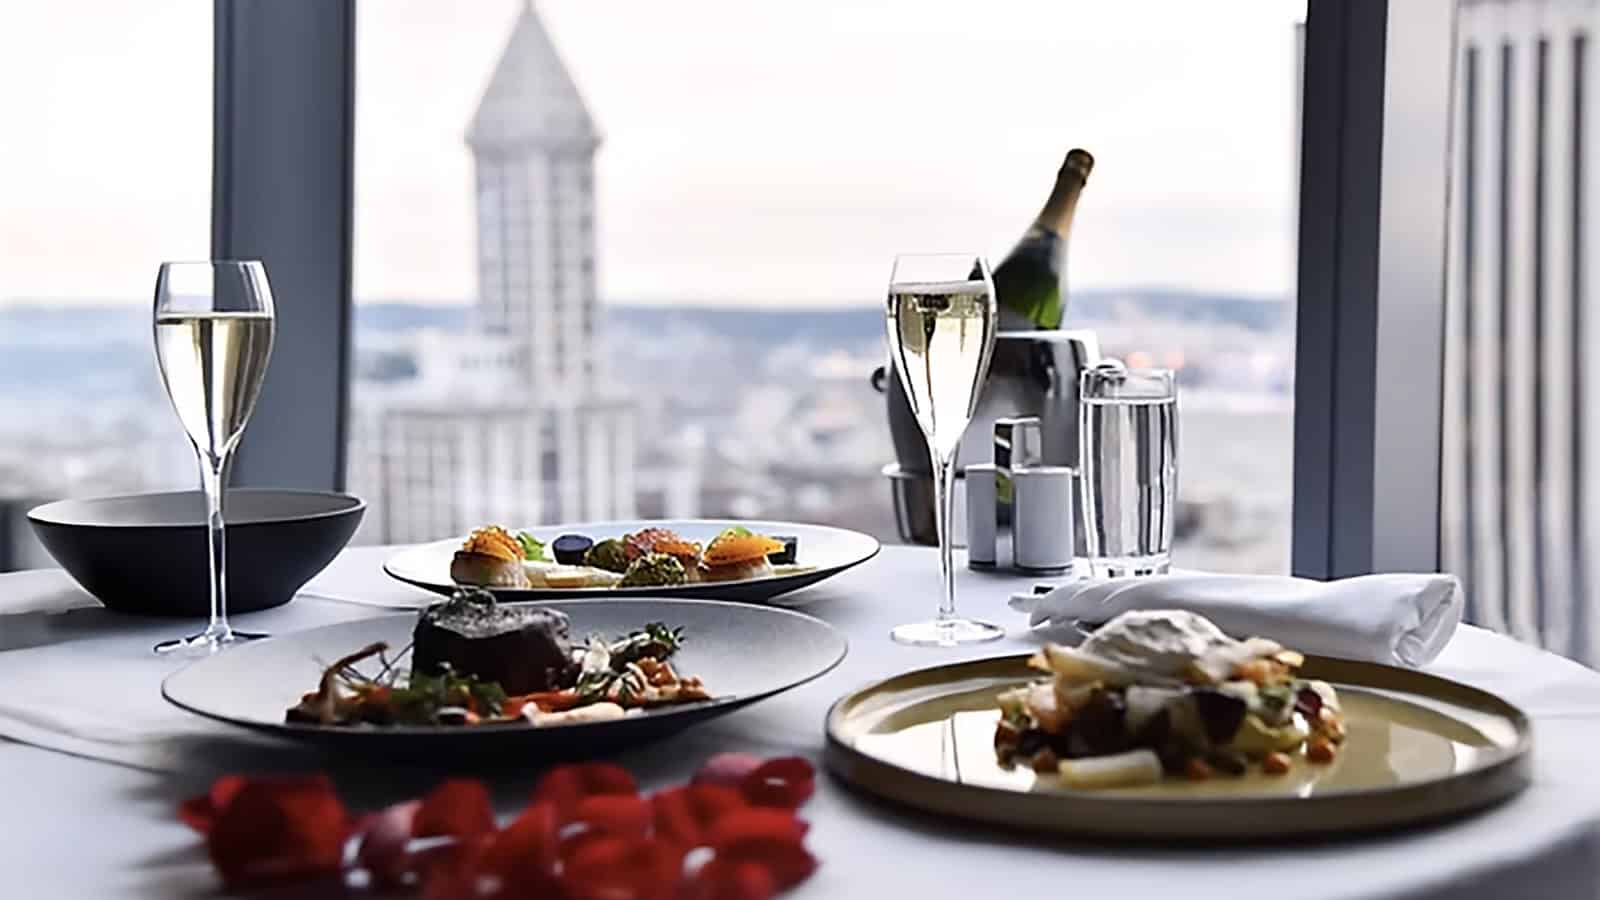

{"left": 1009, "top": 572, "right": 1464, "bottom": 668}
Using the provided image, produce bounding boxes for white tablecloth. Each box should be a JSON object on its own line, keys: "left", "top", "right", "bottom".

{"left": 2, "top": 545, "right": 1599, "bottom": 899}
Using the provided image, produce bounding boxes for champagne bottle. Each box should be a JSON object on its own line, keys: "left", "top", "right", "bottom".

{"left": 992, "top": 148, "right": 1094, "bottom": 331}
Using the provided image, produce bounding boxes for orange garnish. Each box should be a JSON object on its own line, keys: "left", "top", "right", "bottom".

{"left": 703, "top": 534, "right": 785, "bottom": 566}
{"left": 654, "top": 538, "right": 703, "bottom": 559}
{"left": 460, "top": 525, "right": 522, "bottom": 562}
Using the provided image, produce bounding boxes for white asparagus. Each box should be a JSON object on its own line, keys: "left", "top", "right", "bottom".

{"left": 1057, "top": 749, "right": 1164, "bottom": 789}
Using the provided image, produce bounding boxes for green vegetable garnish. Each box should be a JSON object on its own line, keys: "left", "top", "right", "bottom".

{"left": 517, "top": 531, "right": 548, "bottom": 562}
{"left": 714, "top": 526, "right": 753, "bottom": 543}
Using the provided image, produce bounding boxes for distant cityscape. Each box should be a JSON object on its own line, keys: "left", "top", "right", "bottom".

{"left": 0, "top": 3, "right": 1295, "bottom": 576}
{"left": 0, "top": 289, "right": 1294, "bottom": 575}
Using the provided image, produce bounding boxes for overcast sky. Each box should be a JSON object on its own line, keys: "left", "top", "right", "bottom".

{"left": 2, "top": 0, "right": 1302, "bottom": 307}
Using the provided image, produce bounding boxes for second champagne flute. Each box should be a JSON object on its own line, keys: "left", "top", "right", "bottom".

{"left": 885, "top": 253, "right": 1003, "bottom": 646}
{"left": 152, "top": 261, "right": 276, "bottom": 654}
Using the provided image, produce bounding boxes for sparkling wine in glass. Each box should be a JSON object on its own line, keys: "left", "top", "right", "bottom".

{"left": 885, "top": 253, "right": 1003, "bottom": 646}
{"left": 152, "top": 261, "right": 276, "bottom": 654}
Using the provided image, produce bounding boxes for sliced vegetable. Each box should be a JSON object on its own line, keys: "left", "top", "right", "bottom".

{"left": 516, "top": 531, "right": 549, "bottom": 562}
{"left": 1057, "top": 749, "right": 1162, "bottom": 789}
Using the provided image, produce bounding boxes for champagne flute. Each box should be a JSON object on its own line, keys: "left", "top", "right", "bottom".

{"left": 152, "top": 261, "right": 276, "bottom": 654}
{"left": 885, "top": 253, "right": 1003, "bottom": 646}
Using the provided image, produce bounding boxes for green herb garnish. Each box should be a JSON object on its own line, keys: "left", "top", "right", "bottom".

{"left": 517, "top": 531, "right": 548, "bottom": 562}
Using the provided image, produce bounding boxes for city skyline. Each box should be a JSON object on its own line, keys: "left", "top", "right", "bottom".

{"left": 4, "top": 0, "right": 1303, "bottom": 307}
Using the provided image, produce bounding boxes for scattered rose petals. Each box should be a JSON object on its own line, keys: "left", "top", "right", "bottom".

{"left": 180, "top": 755, "right": 816, "bottom": 898}
{"left": 205, "top": 775, "right": 350, "bottom": 888}
{"left": 416, "top": 779, "right": 497, "bottom": 840}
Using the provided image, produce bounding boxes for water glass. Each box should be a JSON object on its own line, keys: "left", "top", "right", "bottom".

{"left": 1078, "top": 361, "right": 1176, "bottom": 577}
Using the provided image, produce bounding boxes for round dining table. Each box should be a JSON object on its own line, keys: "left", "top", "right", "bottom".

{"left": 1, "top": 543, "right": 1598, "bottom": 899}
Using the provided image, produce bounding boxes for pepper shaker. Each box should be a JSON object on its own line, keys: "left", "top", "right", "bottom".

{"left": 1012, "top": 465, "right": 1076, "bottom": 574}
{"left": 993, "top": 417, "right": 1042, "bottom": 568}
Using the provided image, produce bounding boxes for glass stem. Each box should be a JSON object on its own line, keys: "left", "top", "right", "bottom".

{"left": 933, "top": 454, "right": 956, "bottom": 622}
{"left": 200, "top": 453, "right": 231, "bottom": 641}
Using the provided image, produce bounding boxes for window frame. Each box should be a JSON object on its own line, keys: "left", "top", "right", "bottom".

{"left": 213, "top": 0, "right": 356, "bottom": 491}
{"left": 1292, "top": 0, "right": 1458, "bottom": 578}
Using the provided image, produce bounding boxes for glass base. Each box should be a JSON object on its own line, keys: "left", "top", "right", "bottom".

{"left": 890, "top": 617, "right": 1005, "bottom": 647}
{"left": 154, "top": 627, "right": 266, "bottom": 656}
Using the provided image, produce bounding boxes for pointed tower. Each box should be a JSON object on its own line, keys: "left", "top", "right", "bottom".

{"left": 468, "top": 1, "right": 602, "bottom": 397}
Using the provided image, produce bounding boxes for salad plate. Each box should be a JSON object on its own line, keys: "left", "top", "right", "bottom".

{"left": 825, "top": 652, "right": 1531, "bottom": 840}
{"left": 164, "top": 598, "right": 847, "bottom": 759}
{"left": 383, "top": 519, "right": 881, "bottom": 604}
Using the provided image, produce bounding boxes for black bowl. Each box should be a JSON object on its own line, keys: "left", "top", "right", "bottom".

{"left": 27, "top": 490, "right": 365, "bottom": 616}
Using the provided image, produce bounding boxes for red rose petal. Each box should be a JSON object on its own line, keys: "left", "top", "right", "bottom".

{"left": 572, "top": 793, "right": 653, "bottom": 838}
{"left": 740, "top": 757, "right": 815, "bottom": 809}
{"left": 354, "top": 799, "right": 420, "bottom": 888}
{"left": 705, "top": 808, "right": 808, "bottom": 850}
{"left": 533, "top": 763, "right": 639, "bottom": 820}
{"left": 653, "top": 784, "right": 746, "bottom": 848}
{"left": 178, "top": 774, "right": 247, "bottom": 834}
{"left": 562, "top": 836, "right": 684, "bottom": 900}
{"left": 477, "top": 801, "right": 561, "bottom": 882}
{"left": 679, "top": 858, "right": 776, "bottom": 900}
{"left": 717, "top": 841, "right": 817, "bottom": 891}
{"left": 416, "top": 779, "right": 497, "bottom": 840}
{"left": 206, "top": 775, "right": 350, "bottom": 889}
{"left": 578, "top": 762, "right": 639, "bottom": 797}
{"left": 692, "top": 753, "right": 763, "bottom": 790}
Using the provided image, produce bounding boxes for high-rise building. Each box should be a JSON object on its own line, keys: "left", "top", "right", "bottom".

{"left": 350, "top": 2, "right": 643, "bottom": 544}
{"left": 468, "top": 0, "right": 603, "bottom": 397}
{"left": 1441, "top": 0, "right": 1597, "bottom": 661}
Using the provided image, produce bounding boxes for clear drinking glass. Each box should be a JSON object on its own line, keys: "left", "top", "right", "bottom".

{"left": 1078, "top": 360, "right": 1177, "bottom": 577}
{"left": 885, "top": 253, "right": 1003, "bottom": 645}
{"left": 152, "top": 261, "right": 277, "bottom": 654}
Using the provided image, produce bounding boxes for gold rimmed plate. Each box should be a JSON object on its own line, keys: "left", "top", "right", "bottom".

{"left": 825, "top": 654, "right": 1532, "bottom": 840}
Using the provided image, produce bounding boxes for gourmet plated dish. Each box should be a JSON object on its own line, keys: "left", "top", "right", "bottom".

{"left": 995, "top": 610, "right": 1347, "bottom": 788}
{"left": 448, "top": 524, "right": 811, "bottom": 590}
{"left": 287, "top": 588, "right": 713, "bottom": 728}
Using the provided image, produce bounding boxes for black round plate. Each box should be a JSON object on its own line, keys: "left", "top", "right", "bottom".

{"left": 162, "top": 599, "right": 847, "bottom": 760}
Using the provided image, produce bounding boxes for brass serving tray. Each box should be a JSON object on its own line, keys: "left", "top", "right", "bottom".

{"left": 824, "top": 655, "right": 1532, "bottom": 840}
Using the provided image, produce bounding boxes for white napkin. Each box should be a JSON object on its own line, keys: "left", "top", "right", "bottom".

{"left": 1010, "top": 572, "right": 1464, "bottom": 668}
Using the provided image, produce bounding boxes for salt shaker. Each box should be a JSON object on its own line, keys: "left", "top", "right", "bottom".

{"left": 964, "top": 463, "right": 998, "bottom": 568}
{"left": 1012, "top": 465, "right": 1076, "bottom": 574}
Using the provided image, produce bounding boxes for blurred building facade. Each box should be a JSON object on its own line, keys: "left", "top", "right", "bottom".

{"left": 1440, "top": 0, "right": 1597, "bottom": 661}
{"left": 349, "top": 3, "right": 643, "bottom": 544}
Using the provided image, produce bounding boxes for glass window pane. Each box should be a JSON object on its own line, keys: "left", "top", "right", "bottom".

{"left": 349, "top": 0, "right": 1300, "bottom": 575}
{"left": 0, "top": 1, "right": 212, "bottom": 570}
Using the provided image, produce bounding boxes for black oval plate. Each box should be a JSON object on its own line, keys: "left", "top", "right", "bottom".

{"left": 163, "top": 599, "right": 847, "bottom": 760}
{"left": 383, "top": 519, "right": 881, "bottom": 605}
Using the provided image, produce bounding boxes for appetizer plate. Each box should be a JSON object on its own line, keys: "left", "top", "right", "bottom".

{"left": 825, "top": 654, "right": 1532, "bottom": 841}
{"left": 164, "top": 599, "right": 847, "bottom": 759}
{"left": 383, "top": 519, "right": 881, "bottom": 605}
